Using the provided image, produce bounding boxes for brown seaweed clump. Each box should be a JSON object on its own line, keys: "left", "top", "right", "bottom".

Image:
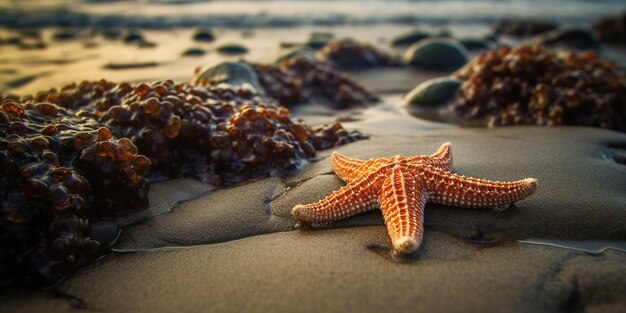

{"left": 492, "top": 20, "right": 558, "bottom": 37}
{"left": 252, "top": 57, "right": 378, "bottom": 108}
{"left": 450, "top": 45, "right": 626, "bottom": 131}
{"left": 42, "top": 79, "right": 364, "bottom": 184}
{"left": 0, "top": 97, "right": 150, "bottom": 288}
{"left": 592, "top": 12, "right": 626, "bottom": 45}
{"left": 317, "top": 40, "right": 405, "bottom": 70}
{"left": 1, "top": 77, "right": 365, "bottom": 288}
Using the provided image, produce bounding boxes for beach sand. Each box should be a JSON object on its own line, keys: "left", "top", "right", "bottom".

{"left": 1, "top": 11, "right": 626, "bottom": 313}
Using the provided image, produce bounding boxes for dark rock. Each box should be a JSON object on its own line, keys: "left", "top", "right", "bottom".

{"left": 318, "top": 39, "right": 405, "bottom": 70}
{"left": 192, "top": 28, "right": 216, "bottom": 42}
{"left": 89, "top": 221, "right": 119, "bottom": 248}
{"left": 592, "top": 12, "right": 626, "bottom": 45}
{"left": 216, "top": 44, "right": 249, "bottom": 55}
{"left": 122, "top": 30, "right": 145, "bottom": 44}
{"left": 534, "top": 28, "right": 600, "bottom": 51}
{"left": 459, "top": 38, "right": 492, "bottom": 51}
{"left": 192, "top": 61, "right": 265, "bottom": 93}
{"left": 182, "top": 47, "right": 207, "bottom": 57}
{"left": 493, "top": 20, "right": 558, "bottom": 37}
{"left": 103, "top": 62, "right": 159, "bottom": 70}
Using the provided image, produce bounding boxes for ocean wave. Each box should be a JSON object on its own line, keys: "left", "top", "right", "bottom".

{"left": 0, "top": 0, "right": 624, "bottom": 29}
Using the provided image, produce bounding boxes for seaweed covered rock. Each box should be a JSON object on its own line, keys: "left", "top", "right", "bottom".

{"left": 317, "top": 39, "right": 404, "bottom": 70}
{"left": 534, "top": 28, "right": 600, "bottom": 51}
{"left": 0, "top": 97, "right": 150, "bottom": 288}
{"left": 404, "top": 38, "right": 469, "bottom": 70}
{"left": 592, "top": 12, "right": 626, "bottom": 45}
{"left": 216, "top": 44, "right": 248, "bottom": 55}
{"left": 390, "top": 29, "right": 452, "bottom": 47}
{"left": 450, "top": 45, "right": 626, "bottom": 131}
{"left": 493, "top": 20, "right": 558, "bottom": 37}
{"left": 42, "top": 80, "right": 364, "bottom": 184}
{"left": 252, "top": 57, "right": 378, "bottom": 108}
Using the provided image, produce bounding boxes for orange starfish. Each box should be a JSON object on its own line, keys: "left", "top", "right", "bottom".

{"left": 291, "top": 143, "right": 537, "bottom": 255}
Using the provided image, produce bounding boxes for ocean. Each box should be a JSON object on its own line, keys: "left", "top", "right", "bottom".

{"left": 0, "top": 0, "right": 624, "bottom": 28}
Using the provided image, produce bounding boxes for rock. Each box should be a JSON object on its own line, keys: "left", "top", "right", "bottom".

{"left": 182, "top": 47, "right": 206, "bottom": 57}
{"left": 404, "top": 77, "right": 462, "bottom": 107}
{"left": 391, "top": 30, "right": 431, "bottom": 46}
{"left": 534, "top": 28, "right": 600, "bottom": 50}
{"left": 52, "top": 28, "right": 79, "bottom": 41}
{"left": 275, "top": 47, "right": 317, "bottom": 64}
{"left": 318, "top": 39, "right": 405, "bottom": 70}
{"left": 89, "top": 221, "right": 119, "bottom": 248}
{"left": 121, "top": 30, "right": 144, "bottom": 44}
{"left": 103, "top": 62, "right": 158, "bottom": 70}
{"left": 459, "top": 38, "right": 492, "bottom": 51}
{"left": 404, "top": 38, "right": 469, "bottom": 70}
{"left": 592, "top": 12, "right": 626, "bottom": 45}
{"left": 391, "top": 30, "right": 451, "bottom": 47}
{"left": 306, "top": 32, "right": 334, "bottom": 49}
{"left": 192, "top": 28, "right": 216, "bottom": 42}
{"left": 216, "top": 43, "right": 249, "bottom": 55}
{"left": 191, "top": 61, "right": 265, "bottom": 93}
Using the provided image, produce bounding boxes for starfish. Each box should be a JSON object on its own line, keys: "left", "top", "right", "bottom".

{"left": 291, "top": 143, "right": 538, "bottom": 255}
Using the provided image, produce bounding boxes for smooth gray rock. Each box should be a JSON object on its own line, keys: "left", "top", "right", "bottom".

{"left": 404, "top": 38, "right": 469, "bottom": 70}
{"left": 404, "top": 77, "right": 462, "bottom": 107}
{"left": 191, "top": 61, "right": 265, "bottom": 93}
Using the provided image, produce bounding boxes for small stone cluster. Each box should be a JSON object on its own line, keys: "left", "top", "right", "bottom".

{"left": 253, "top": 57, "right": 378, "bottom": 108}
{"left": 317, "top": 40, "right": 404, "bottom": 70}
{"left": 451, "top": 45, "right": 626, "bottom": 131}
{"left": 1, "top": 77, "right": 365, "bottom": 288}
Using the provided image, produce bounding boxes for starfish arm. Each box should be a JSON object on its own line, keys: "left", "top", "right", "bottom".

{"left": 408, "top": 142, "right": 453, "bottom": 171}
{"left": 411, "top": 164, "right": 538, "bottom": 209}
{"left": 331, "top": 151, "right": 389, "bottom": 183}
{"left": 292, "top": 166, "right": 390, "bottom": 224}
{"left": 379, "top": 166, "right": 427, "bottom": 255}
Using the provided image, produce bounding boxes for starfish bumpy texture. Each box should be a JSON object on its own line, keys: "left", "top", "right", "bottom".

{"left": 291, "top": 143, "right": 538, "bottom": 255}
